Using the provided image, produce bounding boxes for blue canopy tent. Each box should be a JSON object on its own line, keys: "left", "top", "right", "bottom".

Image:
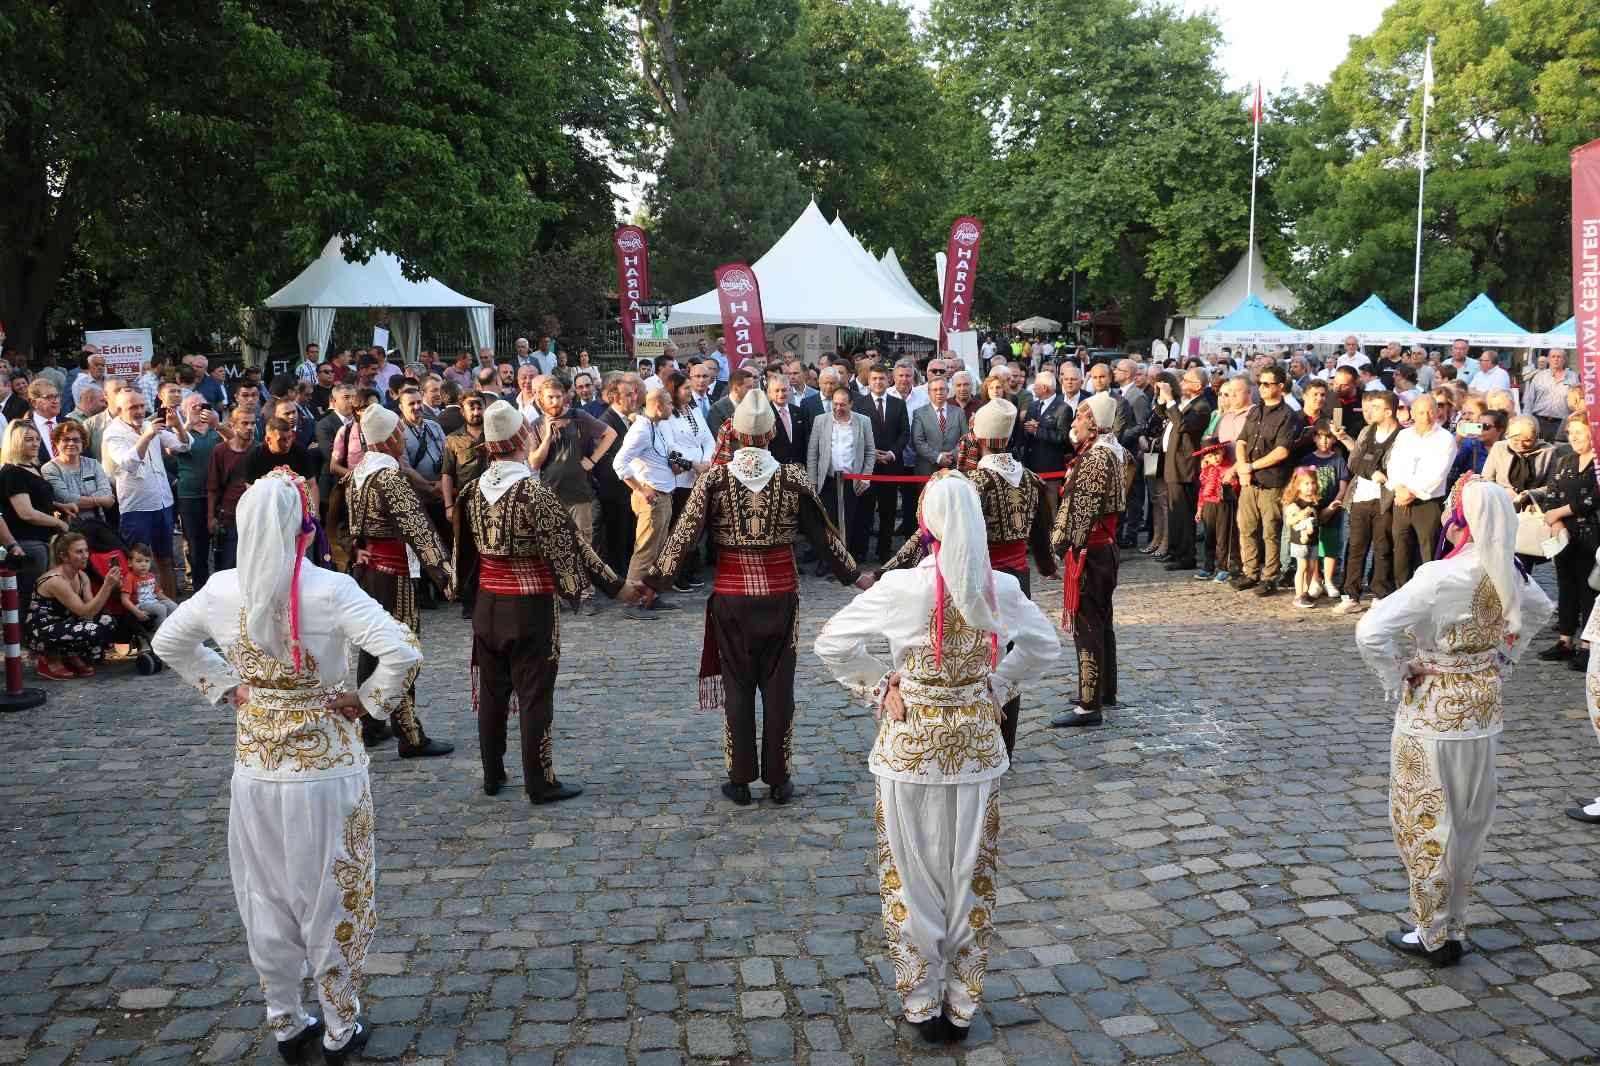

{"left": 1420, "top": 293, "right": 1541, "bottom": 347}
{"left": 1535, "top": 316, "right": 1576, "bottom": 347}
{"left": 1303, "top": 294, "right": 1422, "bottom": 345}
{"left": 1200, "top": 294, "right": 1301, "bottom": 346}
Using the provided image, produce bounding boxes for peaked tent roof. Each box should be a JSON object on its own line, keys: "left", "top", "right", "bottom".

{"left": 1179, "top": 243, "right": 1299, "bottom": 320}
{"left": 1419, "top": 293, "right": 1539, "bottom": 346}
{"left": 266, "top": 236, "right": 490, "bottom": 310}
{"left": 1536, "top": 316, "right": 1576, "bottom": 346}
{"left": 1303, "top": 294, "right": 1422, "bottom": 344}
{"left": 1201, "top": 294, "right": 1302, "bottom": 344}
{"left": 879, "top": 248, "right": 941, "bottom": 317}
{"left": 668, "top": 202, "right": 940, "bottom": 338}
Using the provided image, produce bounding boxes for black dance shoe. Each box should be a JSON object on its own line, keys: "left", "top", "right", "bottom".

{"left": 721, "top": 782, "right": 752, "bottom": 806}
{"left": 276, "top": 1017, "right": 322, "bottom": 1063}
{"left": 483, "top": 772, "right": 505, "bottom": 796}
{"left": 1383, "top": 928, "right": 1462, "bottom": 967}
{"left": 943, "top": 1011, "right": 970, "bottom": 1042}
{"left": 1050, "top": 708, "right": 1103, "bottom": 728}
{"left": 910, "top": 1014, "right": 954, "bottom": 1044}
{"left": 1565, "top": 806, "right": 1600, "bottom": 824}
{"left": 321, "top": 1019, "right": 370, "bottom": 1065}
{"left": 769, "top": 781, "right": 795, "bottom": 805}
{"left": 398, "top": 738, "right": 454, "bottom": 758}
{"left": 1537, "top": 640, "right": 1573, "bottom": 661}
{"left": 531, "top": 782, "right": 583, "bottom": 805}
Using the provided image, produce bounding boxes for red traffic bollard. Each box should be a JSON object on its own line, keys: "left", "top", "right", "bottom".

{"left": 0, "top": 568, "right": 46, "bottom": 711}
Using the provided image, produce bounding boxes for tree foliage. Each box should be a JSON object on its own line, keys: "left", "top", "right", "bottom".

{"left": 0, "top": 0, "right": 632, "bottom": 355}
{"left": 645, "top": 72, "right": 808, "bottom": 299}
{"left": 1271, "top": 0, "right": 1600, "bottom": 328}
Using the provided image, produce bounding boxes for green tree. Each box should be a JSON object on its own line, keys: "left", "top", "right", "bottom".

{"left": 0, "top": 0, "right": 631, "bottom": 357}
{"left": 926, "top": 0, "right": 1256, "bottom": 338}
{"left": 646, "top": 73, "right": 808, "bottom": 298}
{"left": 1272, "top": 0, "right": 1600, "bottom": 328}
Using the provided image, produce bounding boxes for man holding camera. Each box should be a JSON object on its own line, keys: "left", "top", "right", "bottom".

{"left": 612, "top": 386, "right": 682, "bottom": 619}
{"left": 104, "top": 388, "right": 191, "bottom": 598}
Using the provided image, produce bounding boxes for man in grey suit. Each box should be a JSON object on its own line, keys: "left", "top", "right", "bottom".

{"left": 807, "top": 383, "right": 876, "bottom": 563}
{"left": 910, "top": 376, "right": 967, "bottom": 476}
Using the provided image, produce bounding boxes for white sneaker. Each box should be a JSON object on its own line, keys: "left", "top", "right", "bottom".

{"left": 1333, "top": 595, "right": 1357, "bottom": 614}
{"left": 1308, "top": 580, "right": 1324, "bottom": 599}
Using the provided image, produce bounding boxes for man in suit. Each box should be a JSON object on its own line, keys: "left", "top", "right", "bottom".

{"left": 911, "top": 375, "right": 966, "bottom": 475}
{"left": 853, "top": 363, "right": 909, "bottom": 562}
{"left": 1024, "top": 370, "right": 1069, "bottom": 474}
{"left": 799, "top": 366, "right": 839, "bottom": 427}
{"left": 766, "top": 375, "right": 808, "bottom": 465}
{"left": 1156, "top": 366, "right": 1212, "bottom": 570}
{"left": 707, "top": 367, "right": 754, "bottom": 434}
{"left": 1057, "top": 362, "right": 1089, "bottom": 412}
{"left": 314, "top": 383, "right": 356, "bottom": 519}
{"left": 685, "top": 361, "right": 719, "bottom": 424}
{"left": 1115, "top": 358, "right": 1153, "bottom": 547}
{"left": 806, "top": 383, "right": 876, "bottom": 563}
{"left": 786, "top": 358, "right": 818, "bottom": 408}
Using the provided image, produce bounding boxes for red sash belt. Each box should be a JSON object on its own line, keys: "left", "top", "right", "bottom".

{"left": 364, "top": 538, "right": 409, "bottom": 576}
{"left": 479, "top": 555, "right": 557, "bottom": 596}
{"left": 1062, "top": 515, "right": 1119, "bottom": 627}
{"left": 711, "top": 546, "right": 798, "bottom": 596}
{"left": 990, "top": 539, "right": 1028, "bottom": 573}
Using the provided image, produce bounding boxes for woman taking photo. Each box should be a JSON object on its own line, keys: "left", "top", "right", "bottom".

{"left": 663, "top": 370, "right": 714, "bottom": 592}
{"left": 1528, "top": 414, "right": 1600, "bottom": 669}
{"left": 0, "top": 421, "right": 73, "bottom": 620}
{"left": 27, "top": 531, "right": 123, "bottom": 680}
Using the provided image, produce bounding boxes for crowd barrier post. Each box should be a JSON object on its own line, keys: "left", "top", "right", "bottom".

{"left": 0, "top": 569, "right": 46, "bottom": 711}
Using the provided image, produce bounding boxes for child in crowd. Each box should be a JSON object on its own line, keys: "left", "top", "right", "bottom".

{"left": 121, "top": 543, "right": 178, "bottom": 628}
{"left": 1282, "top": 469, "right": 1322, "bottom": 609}
{"left": 1305, "top": 420, "right": 1351, "bottom": 599}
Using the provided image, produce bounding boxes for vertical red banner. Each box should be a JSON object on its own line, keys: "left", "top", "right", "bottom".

{"left": 714, "top": 263, "right": 767, "bottom": 371}
{"left": 613, "top": 226, "right": 650, "bottom": 354}
{"left": 940, "top": 217, "right": 984, "bottom": 347}
{"left": 1574, "top": 140, "right": 1600, "bottom": 445}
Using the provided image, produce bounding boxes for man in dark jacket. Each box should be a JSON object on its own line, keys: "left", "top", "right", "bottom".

{"left": 1156, "top": 366, "right": 1212, "bottom": 571}
{"left": 853, "top": 364, "right": 909, "bottom": 561}
{"left": 765, "top": 376, "right": 808, "bottom": 466}
{"left": 1024, "top": 370, "right": 1070, "bottom": 474}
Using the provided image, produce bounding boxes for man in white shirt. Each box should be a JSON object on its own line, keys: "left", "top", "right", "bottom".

{"left": 28, "top": 378, "right": 65, "bottom": 463}
{"left": 1523, "top": 348, "right": 1578, "bottom": 440}
{"left": 104, "top": 387, "right": 191, "bottom": 598}
{"left": 71, "top": 351, "right": 107, "bottom": 409}
{"left": 980, "top": 337, "right": 997, "bottom": 362}
{"left": 1385, "top": 394, "right": 1456, "bottom": 586}
{"left": 1335, "top": 336, "right": 1371, "bottom": 372}
{"left": 1447, "top": 338, "right": 1474, "bottom": 383}
{"left": 708, "top": 337, "right": 731, "bottom": 384}
{"left": 515, "top": 365, "right": 543, "bottom": 427}
{"left": 612, "top": 386, "right": 681, "bottom": 618}
{"left": 1466, "top": 350, "right": 1511, "bottom": 395}
{"left": 294, "top": 343, "right": 322, "bottom": 387}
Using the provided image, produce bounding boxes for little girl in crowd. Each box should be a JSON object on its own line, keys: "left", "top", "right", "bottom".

{"left": 1281, "top": 469, "right": 1322, "bottom": 609}
{"left": 121, "top": 543, "right": 178, "bottom": 629}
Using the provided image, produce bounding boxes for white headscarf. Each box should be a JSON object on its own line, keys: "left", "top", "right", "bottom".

{"left": 919, "top": 474, "right": 1001, "bottom": 637}
{"left": 1459, "top": 478, "right": 1527, "bottom": 641}
{"left": 235, "top": 471, "right": 314, "bottom": 667}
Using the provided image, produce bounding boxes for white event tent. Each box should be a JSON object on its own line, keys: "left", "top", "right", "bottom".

{"left": 668, "top": 202, "right": 942, "bottom": 338}
{"left": 265, "top": 235, "right": 495, "bottom": 362}
{"left": 1169, "top": 244, "right": 1299, "bottom": 355}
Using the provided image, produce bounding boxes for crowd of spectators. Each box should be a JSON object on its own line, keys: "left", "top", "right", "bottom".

{"left": 0, "top": 330, "right": 1587, "bottom": 686}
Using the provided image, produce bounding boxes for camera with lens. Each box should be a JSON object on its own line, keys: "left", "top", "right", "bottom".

{"left": 666, "top": 449, "right": 693, "bottom": 474}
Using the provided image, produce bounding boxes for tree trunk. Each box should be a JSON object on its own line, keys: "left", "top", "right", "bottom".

{"left": 0, "top": 125, "right": 81, "bottom": 363}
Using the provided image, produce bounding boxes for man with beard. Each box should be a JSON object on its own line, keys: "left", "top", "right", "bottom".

{"left": 1050, "top": 394, "right": 1127, "bottom": 727}
{"left": 344, "top": 403, "right": 455, "bottom": 758}
{"left": 639, "top": 389, "right": 870, "bottom": 806}
{"left": 528, "top": 377, "right": 617, "bottom": 614}
{"left": 877, "top": 399, "right": 1057, "bottom": 754}
{"left": 467, "top": 401, "right": 627, "bottom": 803}
{"left": 442, "top": 391, "right": 488, "bottom": 618}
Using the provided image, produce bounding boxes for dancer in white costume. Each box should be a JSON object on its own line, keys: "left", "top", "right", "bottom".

{"left": 1571, "top": 608, "right": 1600, "bottom": 824}
{"left": 1356, "top": 475, "right": 1552, "bottom": 965}
{"left": 153, "top": 471, "right": 423, "bottom": 1063}
{"left": 815, "top": 473, "right": 1059, "bottom": 1042}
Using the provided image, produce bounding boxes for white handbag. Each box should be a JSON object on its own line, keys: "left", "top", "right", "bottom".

{"left": 1515, "top": 502, "right": 1568, "bottom": 559}
{"left": 1142, "top": 448, "right": 1159, "bottom": 478}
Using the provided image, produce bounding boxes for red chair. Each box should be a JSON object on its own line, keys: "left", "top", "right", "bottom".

{"left": 88, "top": 548, "right": 162, "bottom": 674}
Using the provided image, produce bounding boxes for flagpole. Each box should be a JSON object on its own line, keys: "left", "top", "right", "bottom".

{"left": 1246, "top": 80, "right": 1260, "bottom": 297}
{"left": 1411, "top": 41, "right": 1433, "bottom": 326}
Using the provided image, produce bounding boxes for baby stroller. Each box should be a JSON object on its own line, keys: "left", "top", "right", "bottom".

{"left": 88, "top": 547, "right": 164, "bottom": 675}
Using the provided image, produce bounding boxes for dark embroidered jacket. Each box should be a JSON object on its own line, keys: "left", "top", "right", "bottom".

{"left": 466, "top": 477, "right": 622, "bottom": 601}
{"left": 1051, "top": 444, "right": 1126, "bottom": 553}
{"left": 346, "top": 467, "right": 450, "bottom": 574}
{"left": 878, "top": 462, "right": 1058, "bottom": 577}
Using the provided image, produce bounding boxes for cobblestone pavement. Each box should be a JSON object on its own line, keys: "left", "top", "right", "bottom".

{"left": 4, "top": 551, "right": 1600, "bottom": 1066}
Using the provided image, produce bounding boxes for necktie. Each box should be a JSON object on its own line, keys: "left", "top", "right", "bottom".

{"left": 938, "top": 408, "right": 947, "bottom": 436}
{"left": 780, "top": 407, "right": 792, "bottom": 439}
{"left": 877, "top": 396, "right": 885, "bottom": 421}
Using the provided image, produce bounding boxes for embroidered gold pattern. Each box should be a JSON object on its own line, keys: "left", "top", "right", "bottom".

{"left": 875, "top": 792, "right": 929, "bottom": 1009}
{"left": 1441, "top": 577, "right": 1505, "bottom": 654}
{"left": 1051, "top": 445, "right": 1124, "bottom": 554}
{"left": 323, "top": 785, "right": 376, "bottom": 1024}
{"left": 880, "top": 464, "right": 1055, "bottom": 576}
{"left": 1389, "top": 735, "right": 1450, "bottom": 944}
{"left": 468, "top": 478, "right": 620, "bottom": 600}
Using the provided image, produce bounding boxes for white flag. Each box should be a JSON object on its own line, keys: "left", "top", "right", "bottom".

{"left": 1422, "top": 41, "right": 1435, "bottom": 109}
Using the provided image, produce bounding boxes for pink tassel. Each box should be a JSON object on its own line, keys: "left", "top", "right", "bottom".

{"left": 932, "top": 536, "right": 945, "bottom": 669}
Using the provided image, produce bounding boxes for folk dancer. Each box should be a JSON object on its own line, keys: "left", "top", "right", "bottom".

{"left": 466, "top": 400, "right": 626, "bottom": 803}
{"left": 815, "top": 474, "right": 1059, "bottom": 1043}
{"left": 877, "top": 398, "right": 1057, "bottom": 754}
{"left": 1356, "top": 475, "right": 1551, "bottom": 965}
{"left": 1573, "top": 607, "right": 1600, "bottom": 824}
{"left": 641, "top": 389, "right": 869, "bottom": 806}
{"left": 1050, "top": 393, "right": 1127, "bottom": 727}
{"left": 345, "top": 404, "right": 455, "bottom": 758}
{"left": 153, "top": 471, "right": 424, "bottom": 1064}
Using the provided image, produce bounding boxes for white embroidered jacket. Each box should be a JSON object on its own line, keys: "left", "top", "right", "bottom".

{"left": 815, "top": 556, "right": 1061, "bottom": 783}
{"left": 1356, "top": 547, "right": 1552, "bottom": 739}
{"left": 153, "top": 567, "right": 424, "bottom": 782}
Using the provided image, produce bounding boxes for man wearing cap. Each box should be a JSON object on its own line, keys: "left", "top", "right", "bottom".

{"left": 345, "top": 403, "right": 456, "bottom": 758}
{"left": 639, "top": 389, "right": 871, "bottom": 806}
{"left": 466, "top": 400, "right": 626, "bottom": 803}
{"left": 876, "top": 398, "right": 1057, "bottom": 755}
{"left": 1050, "top": 392, "right": 1127, "bottom": 728}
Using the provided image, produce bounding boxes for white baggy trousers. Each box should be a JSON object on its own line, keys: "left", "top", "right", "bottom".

{"left": 230, "top": 773, "right": 376, "bottom": 1049}
{"left": 1389, "top": 730, "right": 1497, "bottom": 951}
{"left": 876, "top": 777, "right": 999, "bottom": 1028}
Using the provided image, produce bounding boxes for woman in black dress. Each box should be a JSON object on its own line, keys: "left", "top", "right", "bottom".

{"left": 1529, "top": 413, "right": 1600, "bottom": 669}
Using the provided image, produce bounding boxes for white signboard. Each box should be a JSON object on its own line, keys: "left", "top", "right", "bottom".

{"left": 372, "top": 326, "right": 390, "bottom": 350}
{"left": 84, "top": 328, "right": 154, "bottom": 378}
{"left": 947, "top": 330, "right": 979, "bottom": 379}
